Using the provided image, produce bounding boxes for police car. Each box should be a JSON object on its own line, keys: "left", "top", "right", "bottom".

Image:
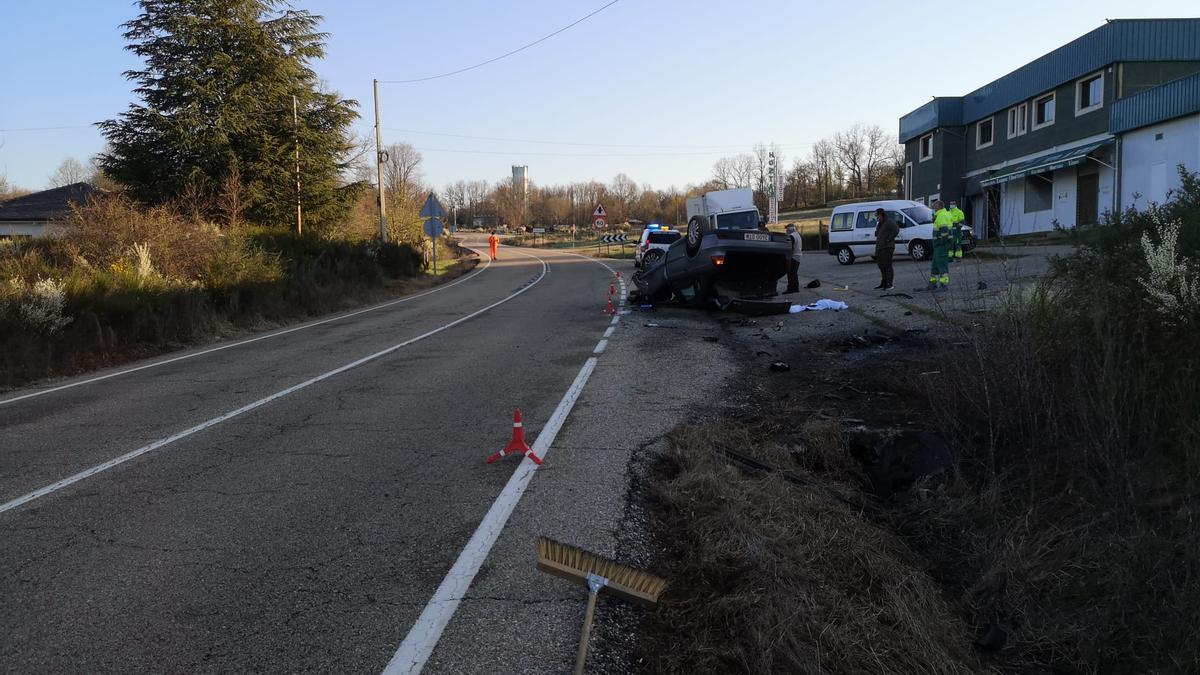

{"left": 635, "top": 224, "right": 682, "bottom": 269}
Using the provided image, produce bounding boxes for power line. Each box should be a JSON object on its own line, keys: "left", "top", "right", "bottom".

{"left": 410, "top": 146, "right": 756, "bottom": 158}
{"left": 377, "top": 0, "right": 621, "bottom": 84}
{"left": 386, "top": 127, "right": 813, "bottom": 150}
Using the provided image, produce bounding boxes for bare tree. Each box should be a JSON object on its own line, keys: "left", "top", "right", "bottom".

{"left": 48, "top": 158, "right": 88, "bottom": 188}
{"left": 833, "top": 126, "right": 867, "bottom": 197}
{"left": 862, "top": 125, "right": 892, "bottom": 195}
{"left": 443, "top": 180, "right": 467, "bottom": 226}
{"left": 810, "top": 140, "right": 837, "bottom": 204}
{"left": 383, "top": 142, "right": 424, "bottom": 206}
{"left": 609, "top": 173, "right": 638, "bottom": 223}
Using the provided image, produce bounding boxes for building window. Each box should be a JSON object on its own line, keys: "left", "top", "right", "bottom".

{"left": 1033, "top": 93, "right": 1055, "bottom": 129}
{"left": 1076, "top": 72, "right": 1104, "bottom": 115}
{"left": 1007, "top": 103, "right": 1028, "bottom": 138}
{"left": 1024, "top": 172, "right": 1053, "bottom": 213}
{"left": 976, "top": 117, "right": 994, "bottom": 149}
{"left": 919, "top": 133, "right": 933, "bottom": 162}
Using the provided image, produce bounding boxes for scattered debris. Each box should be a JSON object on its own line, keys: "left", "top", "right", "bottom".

{"left": 702, "top": 336, "right": 719, "bottom": 343}
{"left": 977, "top": 281, "right": 989, "bottom": 290}
{"left": 769, "top": 361, "right": 790, "bottom": 372}
{"left": 806, "top": 279, "right": 821, "bottom": 289}
{"left": 773, "top": 321, "right": 784, "bottom": 332}
{"left": 755, "top": 350, "right": 771, "bottom": 356}
{"left": 644, "top": 322, "right": 660, "bottom": 327}
{"left": 904, "top": 310, "right": 913, "bottom": 316}
{"left": 790, "top": 299, "right": 849, "bottom": 313}
{"left": 881, "top": 292, "right": 915, "bottom": 299}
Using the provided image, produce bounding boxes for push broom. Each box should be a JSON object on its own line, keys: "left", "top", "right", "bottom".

{"left": 536, "top": 536, "right": 667, "bottom": 675}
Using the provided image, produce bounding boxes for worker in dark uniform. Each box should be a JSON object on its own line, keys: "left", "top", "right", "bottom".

{"left": 873, "top": 208, "right": 899, "bottom": 290}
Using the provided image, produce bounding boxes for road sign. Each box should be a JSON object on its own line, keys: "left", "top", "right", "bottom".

{"left": 594, "top": 218, "right": 606, "bottom": 228}
{"left": 593, "top": 203, "right": 606, "bottom": 217}
{"left": 420, "top": 193, "right": 447, "bottom": 219}
{"left": 601, "top": 234, "right": 627, "bottom": 244}
{"left": 532, "top": 227, "right": 546, "bottom": 234}
{"left": 423, "top": 218, "right": 444, "bottom": 237}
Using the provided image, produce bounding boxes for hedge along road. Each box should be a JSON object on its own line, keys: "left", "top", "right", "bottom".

{"left": 0, "top": 240, "right": 622, "bottom": 672}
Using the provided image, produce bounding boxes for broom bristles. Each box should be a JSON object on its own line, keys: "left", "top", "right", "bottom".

{"left": 536, "top": 536, "right": 666, "bottom": 606}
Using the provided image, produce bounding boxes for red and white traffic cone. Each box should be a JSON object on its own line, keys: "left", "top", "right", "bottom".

{"left": 609, "top": 282, "right": 616, "bottom": 296}
{"left": 485, "top": 408, "right": 542, "bottom": 465}
{"left": 604, "top": 297, "right": 616, "bottom": 315}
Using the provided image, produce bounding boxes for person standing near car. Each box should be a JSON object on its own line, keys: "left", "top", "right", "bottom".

{"left": 784, "top": 223, "right": 803, "bottom": 294}
{"left": 873, "top": 208, "right": 899, "bottom": 290}
{"left": 948, "top": 200, "right": 966, "bottom": 261}
{"left": 926, "top": 200, "right": 953, "bottom": 290}
{"left": 487, "top": 230, "right": 500, "bottom": 261}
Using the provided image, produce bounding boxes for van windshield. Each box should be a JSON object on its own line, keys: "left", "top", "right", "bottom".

{"left": 648, "top": 232, "right": 680, "bottom": 244}
{"left": 716, "top": 210, "right": 760, "bottom": 230}
{"left": 902, "top": 205, "right": 934, "bottom": 225}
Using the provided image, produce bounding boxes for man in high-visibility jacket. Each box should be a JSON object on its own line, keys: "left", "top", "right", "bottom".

{"left": 927, "top": 199, "right": 953, "bottom": 290}
{"left": 488, "top": 231, "right": 500, "bottom": 261}
{"left": 948, "top": 200, "right": 966, "bottom": 261}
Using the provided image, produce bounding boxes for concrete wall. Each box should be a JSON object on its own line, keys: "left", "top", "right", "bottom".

{"left": 995, "top": 163, "right": 1115, "bottom": 235}
{"left": 1120, "top": 113, "right": 1200, "bottom": 208}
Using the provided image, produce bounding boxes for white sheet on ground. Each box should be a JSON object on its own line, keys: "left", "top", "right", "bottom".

{"left": 789, "top": 299, "right": 848, "bottom": 313}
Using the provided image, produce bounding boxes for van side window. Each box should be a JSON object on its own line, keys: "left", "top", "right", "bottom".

{"left": 887, "top": 211, "right": 910, "bottom": 227}
{"left": 830, "top": 213, "right": 854, "bottom": 232}
{"left": 855, "top": 211, "right": 878, "bottom": 229}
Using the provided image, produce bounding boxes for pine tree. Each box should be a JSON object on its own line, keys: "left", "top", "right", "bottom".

{"left": 98, "top": 0, "right": 358, "bottom": 229}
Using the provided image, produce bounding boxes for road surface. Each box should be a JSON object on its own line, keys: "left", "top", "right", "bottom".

{"left": 0, "top": 242, "right": 646, "bottom": 673}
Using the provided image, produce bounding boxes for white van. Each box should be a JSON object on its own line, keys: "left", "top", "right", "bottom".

{"left": 825, "top": 199, "right": 974, "bottom": 265}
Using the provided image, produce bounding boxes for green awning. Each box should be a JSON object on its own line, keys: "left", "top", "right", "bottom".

{"left": 979, "top": 139, "right": 1112, "bottom": 187}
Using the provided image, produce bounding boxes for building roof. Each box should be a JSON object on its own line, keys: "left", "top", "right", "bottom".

{"left": 900, "top": 18, "right": 1200, "bottom": 142}
{"left": 0, "top": 182, "right": 102, "bottom": 222}
{"left": 1110, "top": 70, "right": 1200, "bottom": 133}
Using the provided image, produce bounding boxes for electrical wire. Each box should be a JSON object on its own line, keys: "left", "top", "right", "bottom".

{"left": 387, "top": 127, "right": 813, "bottom": 150}
{"left": 411, "top": 146, "right": 751, "bottom": 158}
{"left": 377, "top": 0, "right": 621, "bottom": 84}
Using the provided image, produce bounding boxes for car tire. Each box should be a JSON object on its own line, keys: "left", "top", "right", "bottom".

{"left": 835, "top": 246, "right": 855, "bottom": 265}
{"left": 685, "top": 217, "right": 707, "bottom": 258}
{"left": 643, "top": 248, "right": 665, "bottom": 267}
{"left": 908, "top": 239, "right": 929, "bottom": 261}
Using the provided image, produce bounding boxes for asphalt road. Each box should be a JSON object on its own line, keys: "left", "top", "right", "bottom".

{"left": 0, "top": 241, "right": 631, "bottom": 673}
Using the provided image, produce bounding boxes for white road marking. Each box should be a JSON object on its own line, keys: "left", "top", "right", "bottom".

{"left": 593, "top": 339, "right": 608, "bottom": 354}
{"left": 610, "top": 315, "right": 619, "bottom": 326}
{"left": 383, "top": 356, "right": 599, "bottom": 675}
{"left": 603, "top": 326, "right": 615, "bottom": 338}
{"left": 0, "top": 255, "right": 546, "bottom": 515}
{"left": 0, "top": 252, "right": 493, "bottom": 407}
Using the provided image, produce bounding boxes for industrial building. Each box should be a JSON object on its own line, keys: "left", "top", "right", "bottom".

{"left": 898, "top": 18, "right": 1200, "bottom": 237}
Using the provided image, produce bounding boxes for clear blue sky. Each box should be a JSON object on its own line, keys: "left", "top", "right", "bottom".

{"left": 1, "top": 0, "right": 1197, "bottom": 192}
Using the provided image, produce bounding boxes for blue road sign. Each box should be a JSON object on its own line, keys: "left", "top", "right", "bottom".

{"left": 423, "top": 218, "right": 444, "bottom": 237}
{"left": 420, "top": 193, "right": 447, "bottom": 219}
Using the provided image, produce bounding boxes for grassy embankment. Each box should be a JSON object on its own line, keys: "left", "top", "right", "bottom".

{"left": 639, "top": 171, "right": 1200, "bottom": 672}
{"left": 0, "top": 196, "right": 471, "bottom": 388}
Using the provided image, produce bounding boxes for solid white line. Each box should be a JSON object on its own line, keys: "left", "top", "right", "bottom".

{"left": 382, "top": 356, "right": 599, "bottom": 675}
{"left": 603, "top": 326, "right": 615, "bottom": 338}
{"left": 0, "top": 255, "right": 546, "bottom": 515}
{"left": 593, "top": 339, "right": 608, "bottom": 354}
{"left": 0, "top": 251, "right": 493, "bottom": 407}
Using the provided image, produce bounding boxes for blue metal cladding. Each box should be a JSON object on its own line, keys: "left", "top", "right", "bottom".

{"left": 899, "top": 18, "right": 1200, "bottom": 141}
{"left": 1110, "top": 71, "right": 1200, "bottom": 133}
{"left": 899, "top": 98, "right": 963, "bottom": 143}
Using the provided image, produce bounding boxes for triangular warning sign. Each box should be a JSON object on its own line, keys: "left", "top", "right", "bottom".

{"left": 593, "top": 203, "right": 606, "bottom": 217}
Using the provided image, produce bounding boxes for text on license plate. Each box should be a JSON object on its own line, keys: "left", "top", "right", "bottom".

{"left": 743, "top": 233, "right": 770, "bottom": 241}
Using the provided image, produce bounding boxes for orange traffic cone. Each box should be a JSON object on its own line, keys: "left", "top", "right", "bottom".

{"left": 604, "top": 297, "right": 616, "bottom": 315}
{"left": 609, "top": 282, "right": 616, "bottom": 295}
{"left": 486, "top": 408, "right": 542, "bottom": 465}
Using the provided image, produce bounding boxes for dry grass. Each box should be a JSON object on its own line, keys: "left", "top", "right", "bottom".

{"left": 640, "top": 415, "right": 979, "bottom": 674}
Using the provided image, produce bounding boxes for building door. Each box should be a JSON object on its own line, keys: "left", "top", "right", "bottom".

{"left": 1077, "top": 173, "right": 1099, "bottom": 226}
{"left": 983, "top": 187, "right": 1001, "bottom": 239}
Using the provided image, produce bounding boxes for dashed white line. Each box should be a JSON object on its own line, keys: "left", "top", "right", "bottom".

{"left": 0, "top": 252, "right": 494, "bottom": 407}
{"left": 593, "top": 339, "right": 608, "bottom": 354}
{"left": 0, "top": 254, "right": 546, "bottom": 515}
{"left": 603, "top": 326, "right": 615, "bottom": 338}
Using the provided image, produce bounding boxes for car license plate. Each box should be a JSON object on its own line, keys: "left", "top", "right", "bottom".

{"left": 743, "top": 233, "right": 770, "bottom": 241}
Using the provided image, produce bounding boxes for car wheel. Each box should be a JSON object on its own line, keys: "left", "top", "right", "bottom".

{"left": 685, "top": 217, "right": 706, "bottom": 258}
{"left": 835, "top": 246, "right": 855, "bottom": 265}
{"left": 643, "top": 248, "right": 665, "bottom": 267}
{"left": 908, "top": 240, "right": 929, "bottom": 261}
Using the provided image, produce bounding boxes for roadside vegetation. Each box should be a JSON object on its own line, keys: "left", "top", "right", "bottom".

{"left": 640, "top": 170, "right": 1200, "bottom": 672}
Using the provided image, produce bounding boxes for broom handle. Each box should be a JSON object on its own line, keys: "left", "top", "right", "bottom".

{"left": 574, "top": 590, "right": 599, "bottom": 675}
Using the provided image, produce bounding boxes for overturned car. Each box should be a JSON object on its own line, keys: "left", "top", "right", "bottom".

{"left": 631, "top": 188, "right": 791, "bottom": 304}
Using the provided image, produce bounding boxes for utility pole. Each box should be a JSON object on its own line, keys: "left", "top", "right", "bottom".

{"left": 373, "top": 79, "right": 388, "bottom": 243}
{"left": 293, "top": 94, "right": 303, "bottom": 237}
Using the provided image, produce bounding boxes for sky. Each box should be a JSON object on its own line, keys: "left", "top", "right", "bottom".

{"left": 1, "top": 0, "right": 1198, "bottom": 193}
